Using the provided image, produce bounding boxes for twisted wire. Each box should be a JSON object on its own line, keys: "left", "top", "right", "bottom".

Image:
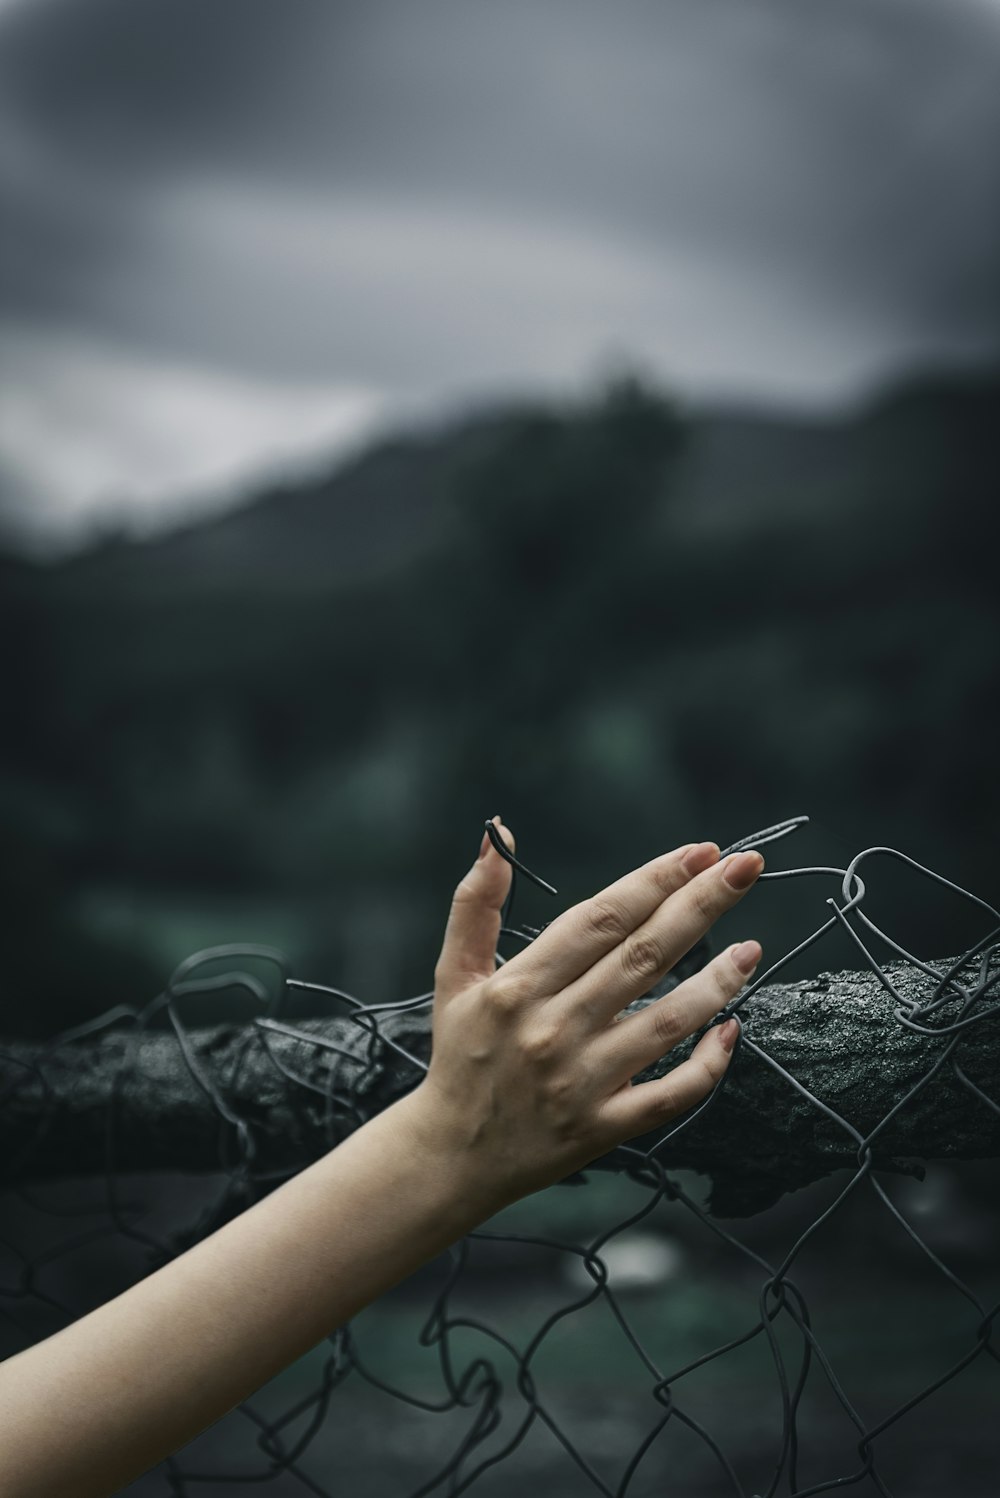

{"left": 1, "top": 813, "right": 998, "bottom": 1495}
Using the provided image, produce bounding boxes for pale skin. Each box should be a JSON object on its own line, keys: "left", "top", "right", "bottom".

{"left": 0, "top": 823, "right": 764, "bottom": 1496}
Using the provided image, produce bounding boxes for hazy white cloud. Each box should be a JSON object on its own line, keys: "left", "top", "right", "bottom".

{"left": 2, "top": 0, "right": 1000, "bottom": 547}
{"left": 0, "top": 323, "right": 382, "bottom": 552}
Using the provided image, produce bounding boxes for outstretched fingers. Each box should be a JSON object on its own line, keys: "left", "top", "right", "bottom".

{"left": 596, "top": 939, "right": 761, "bottom": 1085}
{"left": 551, "top": 849, "right": 765, "bottom": 1030}
{"left": 491, "top": 840, "right": 722, "bottom": 1002}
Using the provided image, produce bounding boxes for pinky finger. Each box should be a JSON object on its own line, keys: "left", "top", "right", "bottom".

{"left": 605, "top": 1017, "right": 739, "bottom": 1143}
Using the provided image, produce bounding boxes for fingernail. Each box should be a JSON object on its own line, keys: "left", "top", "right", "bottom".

{"left": 682, "top": 841, "right": 720, "bottom": 875}
{"left": 724, "top": 851, "right": 765, "bottom": 890}
{"left": 718, "top": 1018, "right": 739, "bottom": 1052}
{"left": 731, "top": 940, "right": 761, "bottom": 974}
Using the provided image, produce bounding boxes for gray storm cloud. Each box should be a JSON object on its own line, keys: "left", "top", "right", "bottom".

{"left": 2, "top": 0, "right": 1000, "bottom": 546}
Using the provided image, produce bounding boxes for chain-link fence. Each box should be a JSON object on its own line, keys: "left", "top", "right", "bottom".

{"left": 2, "top": 815, "right": 998, "bottom": 1495}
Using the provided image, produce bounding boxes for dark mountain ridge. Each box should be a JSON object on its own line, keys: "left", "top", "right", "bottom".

{"left": 5, "top": 363, "right": 997, "bottom": 592}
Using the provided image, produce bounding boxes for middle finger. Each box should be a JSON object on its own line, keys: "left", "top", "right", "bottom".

{"left": 496, "top": 840, "right": 721, "bottom": 1000}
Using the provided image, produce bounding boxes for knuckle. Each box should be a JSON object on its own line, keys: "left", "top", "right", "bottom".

{"left": 451, "top": 874, "right": 481, "bottom": 908}
{"left": 586, "top": 897, "right": 631, "bottom": 944}
{"left": 647, "top": 1079, "right": 681, "bottom": 1123}
{"left": 711, "top": 959, "right": 737, "bottom": 1002}
{"left": 648, "top": 999, "right": 684, "bottom": 1050}
{"left": 484, "top": 970, "right": 528, "bottom": 1012}
{"left": 689, "top": 878, "right": 720, "bottom": 924}
{"left": 541, "top": 1073, "right": 574, "bottom": 1109}
{"left": 693, "top": 1053, "right": 724, "bottom": 1092}
{"left": 620, "top": 931, "right": 663, "bottom": 986}
{"left": 646, "top": 858, "right": 680, "bottom": 899}
{"left": 521, "top": 1022, "right": 561, "bottom": 1064}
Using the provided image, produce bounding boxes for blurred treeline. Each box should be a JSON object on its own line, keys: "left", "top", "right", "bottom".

{"left": 1, "top": 373, "right": 997, "bottom": 1038}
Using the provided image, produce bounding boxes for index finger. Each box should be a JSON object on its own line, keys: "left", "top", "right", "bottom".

{"left": 495, "top": 841, "right": 721, "bottom": 1000}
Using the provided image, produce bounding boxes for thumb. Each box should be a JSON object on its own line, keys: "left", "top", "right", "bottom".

{"left": 433, "top": 816, "right": 516, "bottom": 1000}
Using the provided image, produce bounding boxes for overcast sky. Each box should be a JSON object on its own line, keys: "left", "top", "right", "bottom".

{"left": 2, "top": 0, "right": 1000, "bottom": 551}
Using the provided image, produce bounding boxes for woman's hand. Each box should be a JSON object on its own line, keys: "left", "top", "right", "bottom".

{"left": 0, "top": 820, "right": 764, "bottom": 1498}
{"left": 406, "top": 818, "right": 763, "bottom": 1211}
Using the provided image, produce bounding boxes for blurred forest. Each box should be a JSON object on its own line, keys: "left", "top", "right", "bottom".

{"left": 1, "top": 371, "right": 998, "bottom": 1039}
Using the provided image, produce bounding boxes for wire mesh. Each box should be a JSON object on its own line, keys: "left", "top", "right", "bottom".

{"left": 1, "top": 813, "right": 999, "bottom": 1496}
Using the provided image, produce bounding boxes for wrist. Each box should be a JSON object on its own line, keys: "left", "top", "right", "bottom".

{"left": 380, "top": 1084, "right": 508, "bottom": 1232}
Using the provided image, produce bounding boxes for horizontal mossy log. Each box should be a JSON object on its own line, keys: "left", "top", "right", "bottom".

{"left": 1, "top": 955, "right": 997, "bottom": 1216}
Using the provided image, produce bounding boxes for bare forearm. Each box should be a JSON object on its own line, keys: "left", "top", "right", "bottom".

{"left": 0, "top": 1091, "right": 495, "bottom": 1498}
{"left": 0, "top": 825, "right": 763, "bottom": 1495}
